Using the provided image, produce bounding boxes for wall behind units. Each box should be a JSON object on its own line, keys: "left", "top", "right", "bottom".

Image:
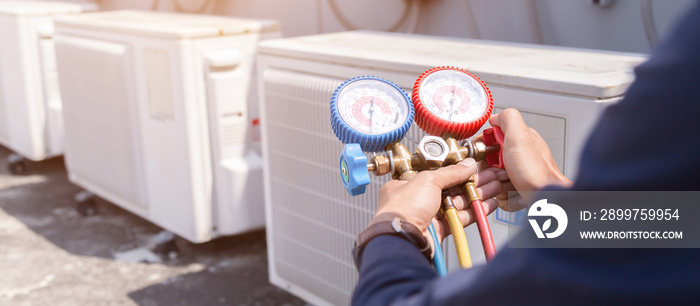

{"left": 87, "top": 0, "right": 698, "bottom": 54}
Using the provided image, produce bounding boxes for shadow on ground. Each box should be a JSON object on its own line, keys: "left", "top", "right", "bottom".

{"left": 0, "top": 145, "right": 304, "bottom": 305}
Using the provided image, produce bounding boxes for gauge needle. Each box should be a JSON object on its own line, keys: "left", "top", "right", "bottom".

{"left": 448, "top": 87, "right": 456, "bottom": 121}
{"left": 369, "top": 97, "right": 375, "bottom": 133}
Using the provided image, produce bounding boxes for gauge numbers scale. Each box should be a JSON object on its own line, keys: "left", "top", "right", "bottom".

{"left": 418, "top": 70, "right": 490, "bottom": 123}
{"left": 337, "top": 80, "right": 410, "bottom": 135}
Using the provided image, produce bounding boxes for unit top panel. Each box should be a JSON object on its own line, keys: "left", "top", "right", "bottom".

{"left": 0, "top": 1, "right": 82, "bottom": 16}
{"left": 54, "top": 10, "right": 280, "bottom": 39}
{"left": 258, "top": 31, "right": 647, "bottom": 99}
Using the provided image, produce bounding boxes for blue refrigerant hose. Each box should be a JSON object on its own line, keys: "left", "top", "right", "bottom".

{"left": 428, "top": 223, "right": 447, "bottom": 276}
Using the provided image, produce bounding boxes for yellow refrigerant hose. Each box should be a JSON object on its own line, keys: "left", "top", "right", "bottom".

{"left": 443, "top": 203, "right": 473, "bottom": 269}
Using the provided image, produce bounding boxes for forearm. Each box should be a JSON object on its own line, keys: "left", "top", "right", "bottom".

{"left": 352, "top": 235, "right": 437, "bottom": 306}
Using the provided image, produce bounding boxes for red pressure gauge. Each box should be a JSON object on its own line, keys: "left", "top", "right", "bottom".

{"left": 412, "top": 66, "right": 493, "bottom": 140}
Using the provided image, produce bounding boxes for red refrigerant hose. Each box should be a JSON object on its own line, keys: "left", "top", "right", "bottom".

{"left": 471, "top": 198, "right": 497, "bottom": 261}
{"left": 477, "top": 126, "right": 506, "bottom": 261}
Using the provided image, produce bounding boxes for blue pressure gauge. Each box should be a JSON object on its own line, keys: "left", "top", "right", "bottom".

{"left": 330, "top": 76, "right": 414, "bottom": 153}
{"left": 331, "top": 76, "right": 414, "bottom": 196}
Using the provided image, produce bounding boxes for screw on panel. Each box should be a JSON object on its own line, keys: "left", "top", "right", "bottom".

{"left": 590, "top": 0, "right": 614, "bottom": 8}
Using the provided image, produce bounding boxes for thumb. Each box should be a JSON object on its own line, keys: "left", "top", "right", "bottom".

{"left": 490, "top": 108, "right": 528, "bottom": 134}
{"left": 419, "top": 158, "right": 477, "bottom": 189}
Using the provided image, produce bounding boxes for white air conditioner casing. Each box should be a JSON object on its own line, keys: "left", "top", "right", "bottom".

{"left": 257, "top": 31, "right": 646, "bottom": 306}
{"left": 54, "top": 11, "right": 281, "bottom": 243}
{"left": 0, "top": 1, "right": 82, "bottom": 161}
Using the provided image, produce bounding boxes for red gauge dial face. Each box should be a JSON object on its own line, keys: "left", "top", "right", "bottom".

{"left": 418, "top": 69, "right": 490, "bottom": 123}
{"left": 337, "top": 80, "right": 410, "bottom": 135}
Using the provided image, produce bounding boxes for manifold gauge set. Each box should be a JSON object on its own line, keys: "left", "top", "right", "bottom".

{"left": 330, "top": 66, "right": 505, "bottom": 274}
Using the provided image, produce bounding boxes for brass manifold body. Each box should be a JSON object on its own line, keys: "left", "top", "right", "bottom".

{"left": 367, "top": 136, "right": 500, "bottom": 181}
{"left": 367, "top": 135, "right": 501, "bottom": 263}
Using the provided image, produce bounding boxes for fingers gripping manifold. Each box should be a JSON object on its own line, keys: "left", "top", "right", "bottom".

{"left": 367, "top": 135, "right": 501, "bottom": 180}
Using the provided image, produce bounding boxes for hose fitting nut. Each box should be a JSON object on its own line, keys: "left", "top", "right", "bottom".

{"left": 417, "top": 136, "right": 449, "bottom": 170}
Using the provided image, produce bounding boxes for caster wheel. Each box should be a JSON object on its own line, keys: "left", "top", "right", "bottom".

{"left": 151, "top": 231, "right": 180, "bottom": 261}
{"left": 152, "top": 240, "right": 179, "bottom": 260}
{"left": 76, "top": 199, "right": 98, "bottom": 216}
{"left": 7, "top": 161, "right": 26, "bottom": 175}
{"left": 75, "top": 190, "right": 97, "bottom": 216}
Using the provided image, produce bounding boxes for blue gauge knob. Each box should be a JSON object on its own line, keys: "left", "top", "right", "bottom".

{"left": 340, "top": 143, "right": 370, "bottom": 196}
{"left": 331, "top": 76, "right": 414, "bottom": 152}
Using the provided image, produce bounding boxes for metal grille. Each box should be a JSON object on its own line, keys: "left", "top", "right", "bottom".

{"left": 221, "top": 119, "right": 247, "bottom": 148}
{"left": 263, "top": 68, "right": 397, "bottom": 306}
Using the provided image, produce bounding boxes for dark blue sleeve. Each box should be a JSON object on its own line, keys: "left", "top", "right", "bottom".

{"left": 351, "top": 236, "right": 437, "bottom": 306}
{"left": 352, "top": 3, "right": 700, "bottom": 305}
{"left": 571, "top": 1, "right": 700, "bottom": 192}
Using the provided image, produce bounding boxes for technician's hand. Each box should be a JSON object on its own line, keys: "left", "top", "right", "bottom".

{"left": 369, "top": 159, "right": 508, "bottom": 252}
{"left": 488, "top": 108, "right": 572, "bottom": 206}
{"left": 432, "top": 166, "right": 510, "bottom": 243}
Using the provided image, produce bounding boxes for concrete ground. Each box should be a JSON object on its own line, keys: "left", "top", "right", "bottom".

{"left": 0, "top": 145, "right": 304, "bottom": 306}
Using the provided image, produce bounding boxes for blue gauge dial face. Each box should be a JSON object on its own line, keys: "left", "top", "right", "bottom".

{"left": 418, "top": 70, "right": 489, "bottom": 123}
{"left": 337, "top": 80, "right": 410, "bottom": 135}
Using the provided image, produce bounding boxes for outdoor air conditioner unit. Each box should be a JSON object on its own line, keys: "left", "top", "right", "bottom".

{"left": 53, "top": 11, "right": 281, "bottom": 243}
{"left": 0, "top": 1, "right": 83, "bottom": 173}
{"left": 257, "top": 31, "right": 645, "bottom": 306}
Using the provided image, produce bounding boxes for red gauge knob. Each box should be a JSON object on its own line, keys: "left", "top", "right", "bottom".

{"left": 412, "top": 66, "right": 493, "bottom": 140}
{"left": 483, "top": 126, "right": 505, "bottom": 169}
